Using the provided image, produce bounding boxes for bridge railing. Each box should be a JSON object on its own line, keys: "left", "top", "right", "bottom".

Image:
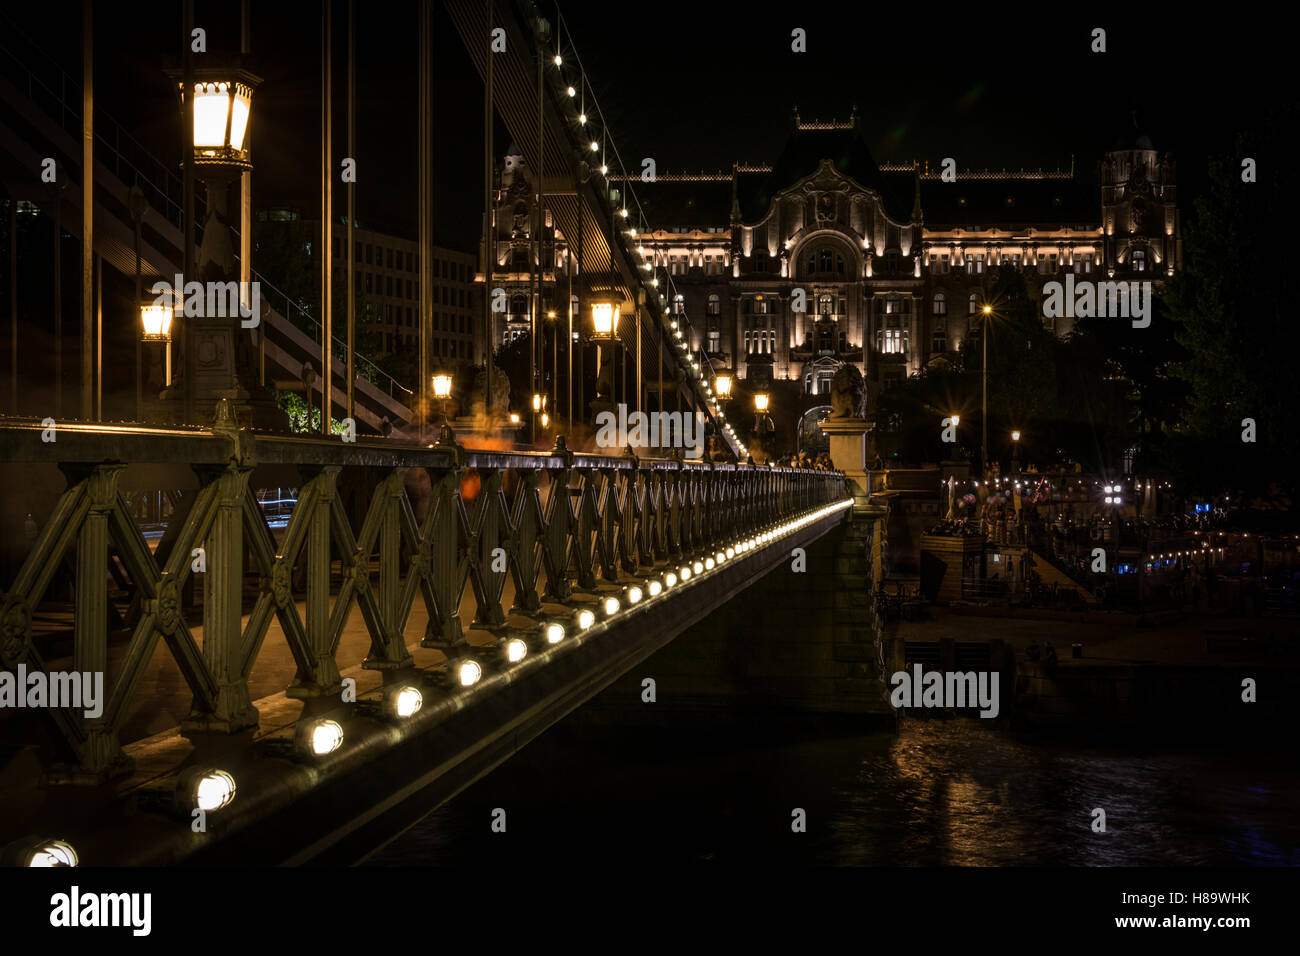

{"left": 0, "top": 413, "right": 849, "bottom": 781}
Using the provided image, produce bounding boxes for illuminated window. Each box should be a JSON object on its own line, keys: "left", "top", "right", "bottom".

{"left": 933, "top": 292, "right": 947, "bottom": 316}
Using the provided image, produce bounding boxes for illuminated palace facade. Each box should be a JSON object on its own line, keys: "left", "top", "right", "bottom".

{"left": 486, "top": 110, "right": 1179, "bottom": 399}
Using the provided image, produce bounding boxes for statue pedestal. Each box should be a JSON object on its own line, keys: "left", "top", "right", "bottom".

{"left": 820, "top": 416, "right": 873, "bottom": 503}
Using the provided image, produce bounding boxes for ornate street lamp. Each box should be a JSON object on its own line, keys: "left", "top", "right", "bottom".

{"left": 752, "top": 390, "right": 774, "bottom": 446}
{"left": 590, "top": 297, "right": 620, "bottom": 340}
{"left": 140, "top": 303, "right": 174, "bottom": 341}
{"left": 140, "top": 300, "right": 174, "bottom": 390}
{"left": 715, "top": 372, "right": 733, "bottom": 401}
{"left": 168, "top": 63, "right": 260, "bottom": 173}
{"left": 432, "top": 372, "right": 453, "bottom": 425}
{"left": 163, "top": 57, "right": 280, "bottom": 429}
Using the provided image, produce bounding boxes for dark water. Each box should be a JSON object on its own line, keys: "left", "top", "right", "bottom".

{"left": 365, "top": 717, "right": 1300, "bottom": 866}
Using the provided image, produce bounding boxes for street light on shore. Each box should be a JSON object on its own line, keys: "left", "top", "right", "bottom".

{"left": 981, "top": 304, "right": 993, "bottom": 469}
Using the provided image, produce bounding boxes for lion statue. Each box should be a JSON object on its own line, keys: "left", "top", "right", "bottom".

{"left": 830, "top": 363, "right": 866, "bottom": 419}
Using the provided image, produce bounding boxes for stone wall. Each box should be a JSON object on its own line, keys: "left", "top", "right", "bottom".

{"left": 577, "top": 503, "right": 898, "bottom": 728}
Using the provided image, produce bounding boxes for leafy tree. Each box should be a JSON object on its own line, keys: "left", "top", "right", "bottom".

{"left": 1163, "top": 111, "right": 1298, "bottom": 503}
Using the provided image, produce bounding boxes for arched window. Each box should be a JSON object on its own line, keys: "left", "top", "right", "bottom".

{"left": 673, "top": 294, "right": 685, "bottom": 315}
{"left": 819, "top": 249, "right": 833, "bottom": 273}
{"left": 707, "top": 293, "right": 720, "bottom": 316}
{"left": 933, "top": 292, "right": 947, "bottom": 316}
{"left": 968, "top": 292, "right": 980, "bottom": 315}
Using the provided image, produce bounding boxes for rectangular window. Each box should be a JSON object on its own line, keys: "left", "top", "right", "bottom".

{"left": 365, "top": 273, "right": 373, "bottom": 294}
{"left": 387, "top": 276, "right": 394, "bottom": 296}
{"left": 932, "top": 331, "right": 946, "bottom": 353}
{"left": 406, "top": 252, "right": 414, "bottom": 272}
{"left": 1084, "top": 253, "right": 1094, "bottom": 274}
{"left": 1132, "top": 250, "right": 1146, "bottom": 272}
{"left": 883, "top": 330, "right": 904, "bottom": 353}
{"left": 707, "top": 330, "right": 720, "bottom": 352}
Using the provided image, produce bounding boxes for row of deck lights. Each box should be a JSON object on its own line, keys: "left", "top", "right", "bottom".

{"left": 9, "top": 494, "right": 852, "bottom": 866}
{"left": 563, "top": 22, "right": 742, "bottom": 457}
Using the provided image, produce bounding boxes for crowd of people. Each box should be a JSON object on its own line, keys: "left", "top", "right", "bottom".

{"left": 774, "top": 451, "right": 836, "bottom": 470}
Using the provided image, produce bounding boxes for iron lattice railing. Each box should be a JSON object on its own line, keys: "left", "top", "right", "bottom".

{"left": 0, "top": 409, "right": 848, "bottom": 781}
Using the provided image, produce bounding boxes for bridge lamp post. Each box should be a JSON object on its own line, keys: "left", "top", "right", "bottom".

{"left": 432, "top": 372, "right": 453, "bottom": 424}
{"left": 531, "top": 391, "right": 549, "bottom": 435}
{"left": 1011, "top": 429, "right": 1021, "bottom": 474}
{"left": 140, "top": 301, "right": 175, "bottom": 395}
{"left": 165, "top": 60, "right": 263, "bottom": 425}
{"left": 590, "top": 295, "right": 621, "bottom": 409}
{"left": 753, "top": 391, "right": 774, "bottom": 448}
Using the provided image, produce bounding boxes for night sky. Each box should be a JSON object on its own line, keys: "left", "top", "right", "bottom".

{"left": 4, "top": 2, "right": 1285, "bottom": 251}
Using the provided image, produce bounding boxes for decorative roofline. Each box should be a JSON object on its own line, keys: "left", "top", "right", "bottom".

{"left": 879, "top": 162, "right": 1075, "bottom": 180}
{"left": 615, "top": 166, "right": 772, "bottom": 183}
{"left": 795, "top": 120, "right": 854, "bottom": 130}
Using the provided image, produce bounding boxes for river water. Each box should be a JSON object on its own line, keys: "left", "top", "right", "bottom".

{"left": 365, "top": 715, "right": 1300, "bottom": 866}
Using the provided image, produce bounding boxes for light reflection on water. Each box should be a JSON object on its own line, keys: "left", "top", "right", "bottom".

{"left": 366, "top": 718, "right": 1300, "bottom": 866}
